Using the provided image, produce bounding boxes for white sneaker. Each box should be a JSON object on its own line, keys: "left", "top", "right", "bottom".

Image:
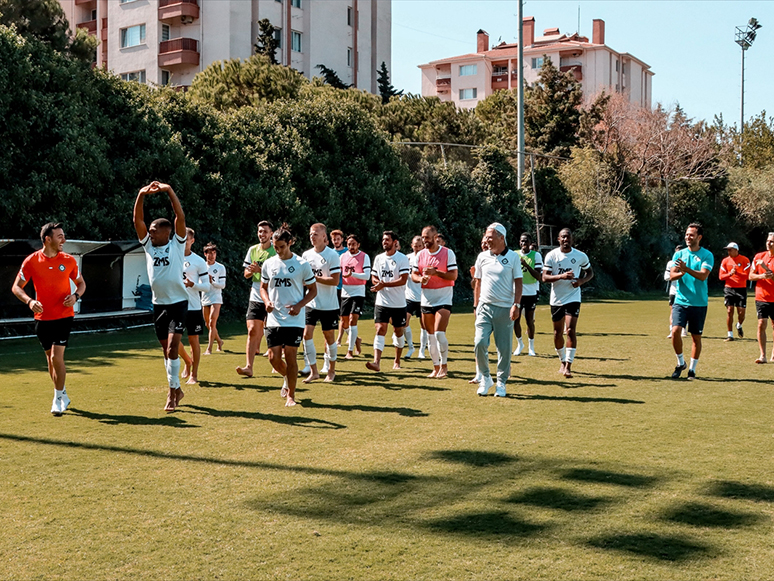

{"left": 513, "top": 342, "right": 524, "bottom": 356}
{"left": 280, "top": 377, "right": 289, "bottom": 398}
{"left": 494, "top": 383, "right": 507, "bottom": 397}
{"left": 417, "top": 351, "right": 426, "bottom": 360}
{"left": 321, "top": 362, "right": 329, "bottom": 374}
{"left": 405, "top": 345, "right": 415, "bottom": 359}
{"left": 477, "top": 375, "right": 494, "bottom": 396}
{"left": 51, "top": 394, "right": 64, "bottom": 416}
{"left": 528, "top": 347, "right": 536, "bottom": 357}
{"left": 61, "top": 391, "right": 71, "bottom": 411}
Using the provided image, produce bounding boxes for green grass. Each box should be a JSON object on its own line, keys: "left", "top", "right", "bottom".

{"left": 2, "top": 298, "right": 774, "bottom": 580}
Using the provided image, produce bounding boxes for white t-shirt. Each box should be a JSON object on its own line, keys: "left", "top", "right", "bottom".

{"left": 543, "top": 247, "right": 591, "bottom": 306}
{"left": 202, "top": 261, "right": 227, "bottom": 306}
{"left": 405, "top": 252, "right": 422, "bottom": 303}
{"left": 260, "top": 254, "right": 316, "bottom": 328}
{"left": 665, "top": 260, "right": 677, "bottom": 297}
{"left": 141, "top": 233, "right": 188, "bottom": 305}
{"left": 372, "top": 251, "right": 411, "bottom": 308}
{"left": 302, "top": 246, "right": 341, "bottom": 311}
{"left": 341, "top": 252, "right": 372, "bottom": 299}
{"left": 183, "top": 252, "right": 211, "bottom": 311}
{"left": 415, "top": 247, "right": 458, "bottom": 308}
{"left": 474, "top": 249, "right": 523, "bottom": 309}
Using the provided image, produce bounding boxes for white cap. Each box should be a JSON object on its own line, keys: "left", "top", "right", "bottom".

{"left": 724, "top": 242, "right": 739, "bottom": 250}
{"left": 487, "top": 222, "right": 507, "bottom": 241}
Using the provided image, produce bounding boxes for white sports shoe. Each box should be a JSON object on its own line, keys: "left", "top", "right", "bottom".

{"left": 405, "top": 345, "right": 415, "bottom": 359}
{"left": 494, "top": 383, "right": 507, "bottom": 397}
{"left": 321, "top": 362, "right": 329, "bottom": 374}
{"left": 51, "top": 394, "right": 64, "bottom": 416}
{"left": 280, "top": 377, "right": 289, "bottom": 398}
{"left": 61, "top": 391, "right": 71, "bottom": 411}
{"left": 477, "top": 375, "right": 494, "bottom": 396}
{"left": 528, "top": 347, "right": 536, "bottom": 357}
{"left": 513, "top": 342, "right": 524, "bottom": 356}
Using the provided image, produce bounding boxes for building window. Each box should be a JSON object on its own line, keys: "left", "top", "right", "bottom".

{"left": 347, "top": 6, "right": 353, "bottom": 26}
{"left": 120, "top": 24, "right": 146, "bottom": 48}
{"left": 615, "top": 60, "right": 619, "bottom": 72}
{"left": 459, "top": 88, "right": 477, "bottom": 100}
{"left": 274, "top": 27, "right": 282, "bottom": 49}
{"left": 347, "top": 47, "right": 352, "bottom": 67}
{"left": 291, "top": 31, "right": 301, "bottom": 52}
{"left": 492, "top": 65, "right": 508, "bottom": 75}
{"left": 275, "top": 0, "right": 281, "bottom": 2}
{"left": 161, "top": 24, "right": 170, "bottom": 42}
{"left": 291, "top": 0, "right": 301, "bottom": 7}
{"left": 119, "top": 0, "right": 138, "bottom": 3}
{"left": 531, "top": 57, "right": 544, "bottom": 69}
{"left": 161, "top": 70, "right": 171, "bottom": 86}
{"left": 120, "top": 70, "right": 146, "bottom": 83}
{"left": 459, "top": 64, "right": 477, "bottom": 77}
{"left": 91, "top": 9, "right": 97, "bottom": 20}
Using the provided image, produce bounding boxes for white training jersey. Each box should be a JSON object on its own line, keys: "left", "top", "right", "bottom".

{"left": 260, "top": 254, "right": 316, "bottom": 328}
{"left": 405, "top": 252, "right": 422, "bottom": 303}
{"left": 372, "top": 251, "right": 411, "bottom": 308}
{"left": 664, "top": 260, "right": 677, "bottom": 297}
{"left": 474, "top": 249, "right": 523, "bottom": 309}
{"left": 183, "top": 252, "right": 211, "bottom": 311}
{"left": 201, "top": 260, "right": 227, "bottom": 306}
{"left": 415, "top": 247, "right": 458, "bottom": 308}
{"left": 341, "top": 252, "right": 372, "bottom": 299}
{"left": 141, "top": 232, "right": 188, "bottom": 305}
{"left": 302, "top": 246, "right": 341, "bottom": 311}
{"left": 543, "top": 247, "right": 591, "bottom": 306}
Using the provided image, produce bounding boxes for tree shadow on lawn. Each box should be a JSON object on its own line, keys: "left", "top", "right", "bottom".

{"left": 68, "top": 407, "right": 199, "bottom": 428}
{"left": 660, "top": 501, "right": 765, "bottom": 528}
{"left": 182, "top": 404, "right": 346, "bottom": 430}
{"left": 511, "top": 393, "right": 645, "bottom": 404}
{"left": 705, "top": 480, "right": 774, "bottom": 503}
{"left": 199, "top": 379, "right": 277, "bottom": 393}
{"left": 332, "top": 370, "right": 451, "bottom": 391}
{"left": 586, "top": 532, "right": 713, "bottom": 562}
{"left": 506, "top": 486, "right": 613, "bottom": 512}
{"left": 510, "top": 377, "right": 611, "bottom": 390}
{"left": 298, "top": 399, "right": 429, "bottom": 417}
{"left": 561, "top": 468, "right": 660, "bottom": 488}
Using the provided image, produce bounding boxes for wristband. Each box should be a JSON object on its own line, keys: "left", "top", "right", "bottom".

{"left": 514, "top": 303, "right": 521, "bottom": 309}
{"left": 27, "top": 297, "right": 33, "bottom": 306}
{"left": 74, "top": 292, "right": 81, "bottom": 300}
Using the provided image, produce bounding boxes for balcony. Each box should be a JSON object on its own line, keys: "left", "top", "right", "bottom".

{"left": 491, "top": 70, "right": 516, "bottom": 91}
{"left": 77, "top": 19, "right": 97, "bottom": 35}
{"left": 560, "top": 64, "right": 583, "bottom": 81}
{"left": 158, "top": 38, "right": 200, "bottom": 67}
{"left": 159, "top": 0, "right": 200, "bottom": 22}
{"left": 75, "top": 0, "right": 94, "bottom": 5}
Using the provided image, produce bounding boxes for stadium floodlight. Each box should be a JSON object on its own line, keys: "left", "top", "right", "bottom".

{"left": 735, "top": 18, "right": 762, "bottom": 138}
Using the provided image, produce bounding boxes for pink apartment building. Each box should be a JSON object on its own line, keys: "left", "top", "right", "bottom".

{"left": 419, "top": 17, "right": 653, "bottom": 109}
{"left": 57, "top": 0, "right": 391, "bottom": 92}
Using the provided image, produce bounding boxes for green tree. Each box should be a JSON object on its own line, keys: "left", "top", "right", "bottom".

{"left": 315, "top": 64, "right": 350, "bottom": 89}
{"left": 376, "top": 61, "right": 402, "bottom": 104}
{"left": 254, "top": 18, "right": 278, "bottom": 65}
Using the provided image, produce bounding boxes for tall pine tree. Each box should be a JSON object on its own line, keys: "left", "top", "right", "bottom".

{"left": 315, "top": 64, "right": 350, "bottom": 89}
{"left": 254, "top": 18, "right": 279, "bottom": 64}
{"left": 377, "top": 61, "right": 402, "bottom": 104}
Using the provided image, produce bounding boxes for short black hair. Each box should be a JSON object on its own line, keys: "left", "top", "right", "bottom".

{"left": 257, "top": 220, "right": 274, "bottom": 231}
{"left": 272, "top": 223, "right": 293, "bottom": 244}
{"left": 520, "top": 232, "right": 532, "bottom": 240}
{"left": 347, "top": 234, "right": 360, "bottom": 244}
{"left": 383, "top": 230, "right": 398, "bottom": 242}
{"left": 40, "top": 222, "right": 63, "bottom": 244}
{"left": 687, "top": 222, "right": 703, "bottom": 236}
{"left": 150, "top": 218, "right": 173, "bottom": 230}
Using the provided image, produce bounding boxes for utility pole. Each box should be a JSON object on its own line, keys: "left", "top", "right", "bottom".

{"left": 735, "top": 17, "right": 762, "bottom": 163}
{"left": 517, "top": 0, "right": 525, "bottom": 186}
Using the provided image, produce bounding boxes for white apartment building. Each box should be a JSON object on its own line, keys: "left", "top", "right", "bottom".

{"left": 58, "top": 0, "right": 391, "bottom": 92}
{"left": 419, "top": 17, "right": 653, "bottom": 109}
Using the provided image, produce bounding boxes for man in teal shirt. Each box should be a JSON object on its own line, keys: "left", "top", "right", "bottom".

{"left": 669, "top": 223, "right": 714, "bottom": 380}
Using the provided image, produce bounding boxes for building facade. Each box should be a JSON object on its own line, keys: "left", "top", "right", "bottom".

{"left": 58, "top": 0, "right": 391, "bottom": 92}
{"left": 419, "top": 18, "right": 653, "bottom": 109}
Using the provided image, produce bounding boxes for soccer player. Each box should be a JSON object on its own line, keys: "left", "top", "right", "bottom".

{"left": 331, "top": 229, "right": 348, "bottom": 348}
{"left": 12, "top": 223, "right": 86, "bottom": 416}
{"left": 404, "top": 235, "right": 426, "bottom": 359}
{"left": 366, "top": 231, "right": 411, "bottom": 372}
{"left": 340, "top": 234, "right": 371, "bottom": 359}
{"left": 664, "top": 245, "right": 687, "bottom": 339}
{"left": 133, "top": 181, "right": 188, "bottom": 412}
{"left": 178, "top": 228, "right": 211, "bottom": 384}
{"left": 413, "top": 225, "right": 458, "bottom": 379}
{"left": 301, "top": 223, "right": 341, "bottom": 383}
{"left": 542, "top": 228, "right": 594, "bottom": 379}
{"left": 202, "top": 242, "right": 226, "bottom": 355}
{"left": 237, "top": 221, "right": 276, "bottom": 378}
{"left": 668, "top": 223, "right": 714, "bottom": 380}
{"left": 749, "top": 232, "right": 774, "bottom": 364}
{"left": 260, "top": 225, "right": 317, "bottom": 406}
{"left": 473, "top": 223, "right": 523, "bottom": 396}
{"left": 719, "top": 242, "right": 750, "bottom": 341}
{"left": 514, "top": 232, "right": 543, "bottom": 357}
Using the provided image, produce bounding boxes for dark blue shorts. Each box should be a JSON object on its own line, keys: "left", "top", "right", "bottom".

{"left": 672, "top": 304, "right": 707, "bottom": 335}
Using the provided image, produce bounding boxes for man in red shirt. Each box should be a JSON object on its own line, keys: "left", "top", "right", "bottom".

{"left": 718, "top": 242, "right": 750, "bottom": 341}
{"left": 12, "top": 223, "right": 87, "bottom": 416}
{"left": 750, "top": 233, "right": 774, "bottom": 363}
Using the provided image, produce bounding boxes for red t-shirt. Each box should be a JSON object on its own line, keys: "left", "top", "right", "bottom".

{"left": 19, "top": 251, "right": 79, "bottom": 321}
{"left": 719, "top": 255, "right": 750, "bottom": 288}
{"left": 752, "top": 252, "right": 774, "bottom": 303}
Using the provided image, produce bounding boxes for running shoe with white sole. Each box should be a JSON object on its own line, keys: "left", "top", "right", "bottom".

{"left": 513, "top": 342, "right": 524, "bottom": 356}
{"left": 477, "top": 375, "right": 494, "bottom": 396}
{"left": 404, "top": 345, "right": 415, "bottom": 359}
{"left": 494, "top": 383, "right": 507, "bottom": 397}
{"left": 51, "top": 393, "right": 64, "bottom": 416}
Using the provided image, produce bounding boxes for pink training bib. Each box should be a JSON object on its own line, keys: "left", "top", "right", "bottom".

{"left": 341, "top": 251, "right": 367, "bottom": 286}
{"left": 417, "top": 247, "right": 455, "bottom": 289}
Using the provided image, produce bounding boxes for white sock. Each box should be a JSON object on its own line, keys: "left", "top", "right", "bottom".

{"left": 689, "top": 358, "right": 698, "bottom": 372}
{"left": 404, "top": 326, "right": 413, "bottom": 348}
{"left": 374, "top": 334, "right": 386, "bottom": 353}
{"left": 566, "top": 348, "right": 577, "bottom": 363}
{"left": 517, "top": 337, "right": 524, "bottom": 348}
{"left": 677, "top": 353, "right": 685, "bottom": 366}
{"left": 304, "top": 339, "right": 316, "bottom": 367}
{"left": 528, "top": 338, "right": 535, "bottom": 351}
{"left": 436, "top": 331, "right": 449, "bottom": 365}
{"left": 736, "top": 322, "right": 743, "bottom": 329}
{"left": 348, "top": 326, "right": 358, "bottom": 351}
{"left": 323, "top": 344, "right": 330, "bottom": 365}
{"left": 328, "top": 341, "right": 338, "bottom": 362}
{"left": 556, "top": 347, "right": 566, "bottom": 362}
{"left": 168, "top": 358, "right": 181, "bottom": 388}
{"left": 391, "top": 333, "right": 399, "bottom": 347}
{"left": 55, "top": 388, "right": 64, "bottom": 397}
{"left": 395, "top": 334, "right": 405, "bottom": 348}
{"left": 428, "top": 334, "right": 441, "bottom": 365}
{"left": 420, "top": 329, "right": 429, "bottom": 352}
{"left": 727, "top": 331, "right": 734, "bottom": 338}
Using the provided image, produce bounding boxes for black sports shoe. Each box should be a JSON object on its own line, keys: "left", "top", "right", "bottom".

{"left": 737, "top": 326, "right": 744, "bottom": 338}
{"left": 687, "top": 370, "right": 696, "bottom": 380}
{"left": 671, "top": 364, "right": 686, "bottom": 379}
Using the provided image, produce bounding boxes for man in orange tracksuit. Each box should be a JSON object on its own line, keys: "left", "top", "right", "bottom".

{"left": 718, "top": 242, "right": 750, "bottom": 341}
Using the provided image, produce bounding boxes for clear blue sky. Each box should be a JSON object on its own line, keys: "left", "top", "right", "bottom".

{"left": 391, "top": 0, "right": 774, "bottom": 127}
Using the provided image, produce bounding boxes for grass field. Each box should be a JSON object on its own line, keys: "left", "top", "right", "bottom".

{"left": 2, "top": 298, "right": 774, "bottom": 580}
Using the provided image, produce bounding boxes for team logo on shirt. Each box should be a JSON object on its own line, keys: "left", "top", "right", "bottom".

{"left": 184, "top": 261, "right": 191, "bottom": 268}
{"left": 502, "top": 258, "right": 509, "bottom": 265}
{"left": 571, "top": 258, "right": 577, "bottom": 264}
{"left": 288, "top": 266, "right": 295, "bottom": 273}
{"left": 58, "top": 264, "right": 65, "bottom": 271}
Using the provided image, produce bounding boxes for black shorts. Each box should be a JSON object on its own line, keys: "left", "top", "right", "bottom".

{"left": 550, "top": 302, "right": 581, "bottom": 322}
{"left": 724, "top": 287, "right": 747, "bottom": 309}
{"left": 669, "top": 295, "right": 676, "bottom": 307}
{"left": 421, "top": 304, "right": 453, "bottom": 315}
{"left": 306, "top": 308, "right": 339, "bottom": 332}
{"left": 756, "top": 301, "right": 774, "bottom": 320}
{"left": 265, "top": 326, "right": 304, "bottom": 349}
{"left": 153, "top": 301, "right": 188, "bottom": 340}
{"left": 186, "top": 308, "right": 205, "bottom": 336}
{"left": 246, "top": 300, "right": 268, "bottom": 322}
{"left": 374, "top": 306, "right": 407, "bottom": 328}
{"left": 340, "top": 296, "right": 364, "bottom": 316}
{"left": 671, "top": 304, "right": 707, "bottom": 335}
{"left": 406, "top": 300, "right": 422, "bottom": 318}
{"left": 520, "top": 294, "right": 538, "bottom": 312}
{"left": 337, "top": 287, "right": 342, "bottom": 306}
{"left": 35, "top": 317, "right": 74, "bottom": 351}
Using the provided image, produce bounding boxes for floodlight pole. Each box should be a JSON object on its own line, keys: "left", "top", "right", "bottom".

{"left": 740, "top": 40, "right": 745, "bottom": 134}
{"left": 517, "top": 0, "right": 525, "bottom": 185}
{"left": 735, "top": 18, "right": 762, "bottom": 163}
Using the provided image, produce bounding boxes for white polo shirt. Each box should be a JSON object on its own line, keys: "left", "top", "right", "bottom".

{"left": 474, "top": 248, "right": 523, "bottom": 308}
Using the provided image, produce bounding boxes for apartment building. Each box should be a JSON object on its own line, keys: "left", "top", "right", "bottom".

{"left": 57, "top": 0, "right": 391, "bottom": 92}
{"left": 419, "top": 17, "right": 653, "bottom": 109}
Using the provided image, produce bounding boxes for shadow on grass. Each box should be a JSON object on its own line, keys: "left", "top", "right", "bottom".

{"left": 660, "top": 502, "right": 765, "bottom": 528}
{"left": 506, "top": 487, "right": 612, "bottom": 512}
{"left": 561, "top": 468, "right": 659, "bottom": 488}
{"left": 334, "top": 370, "right": 451, "bottom": 392}
{"left": 182, "top": 404, "right": 346, "bottom": 429}
{"left": 511, "top": 377, "right": 611, "bottom": 389}
{"left": 513, "top": 393, "right": 645, "bottom": 404}
{"left": 69, "top": 407, "right": 198, "bottom": 428}
{"left": 425, "top": 510, "right": 547, "bottom": 539}
{"left": 429, "top": 449, "right": 516, "bottom": 466}
{"left": 298, "top": 399, "right": 429, "bottom": 417}
{"left": 586, "top": 532, "right": 712, "bottom": 562}
{"left": 706, "top": 480, "right": 774, "bottom": 503}
{"left": 198, "top": 379, "right": 276, "bottom": 393}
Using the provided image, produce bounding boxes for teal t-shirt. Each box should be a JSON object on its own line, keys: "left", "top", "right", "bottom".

{"left": 672, "top": 247, "right": 714, "bottom": 307}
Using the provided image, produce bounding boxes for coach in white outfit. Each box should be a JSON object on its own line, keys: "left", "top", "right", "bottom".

{"left": 473, "top": 223, "right": 523, "bottom": 397}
